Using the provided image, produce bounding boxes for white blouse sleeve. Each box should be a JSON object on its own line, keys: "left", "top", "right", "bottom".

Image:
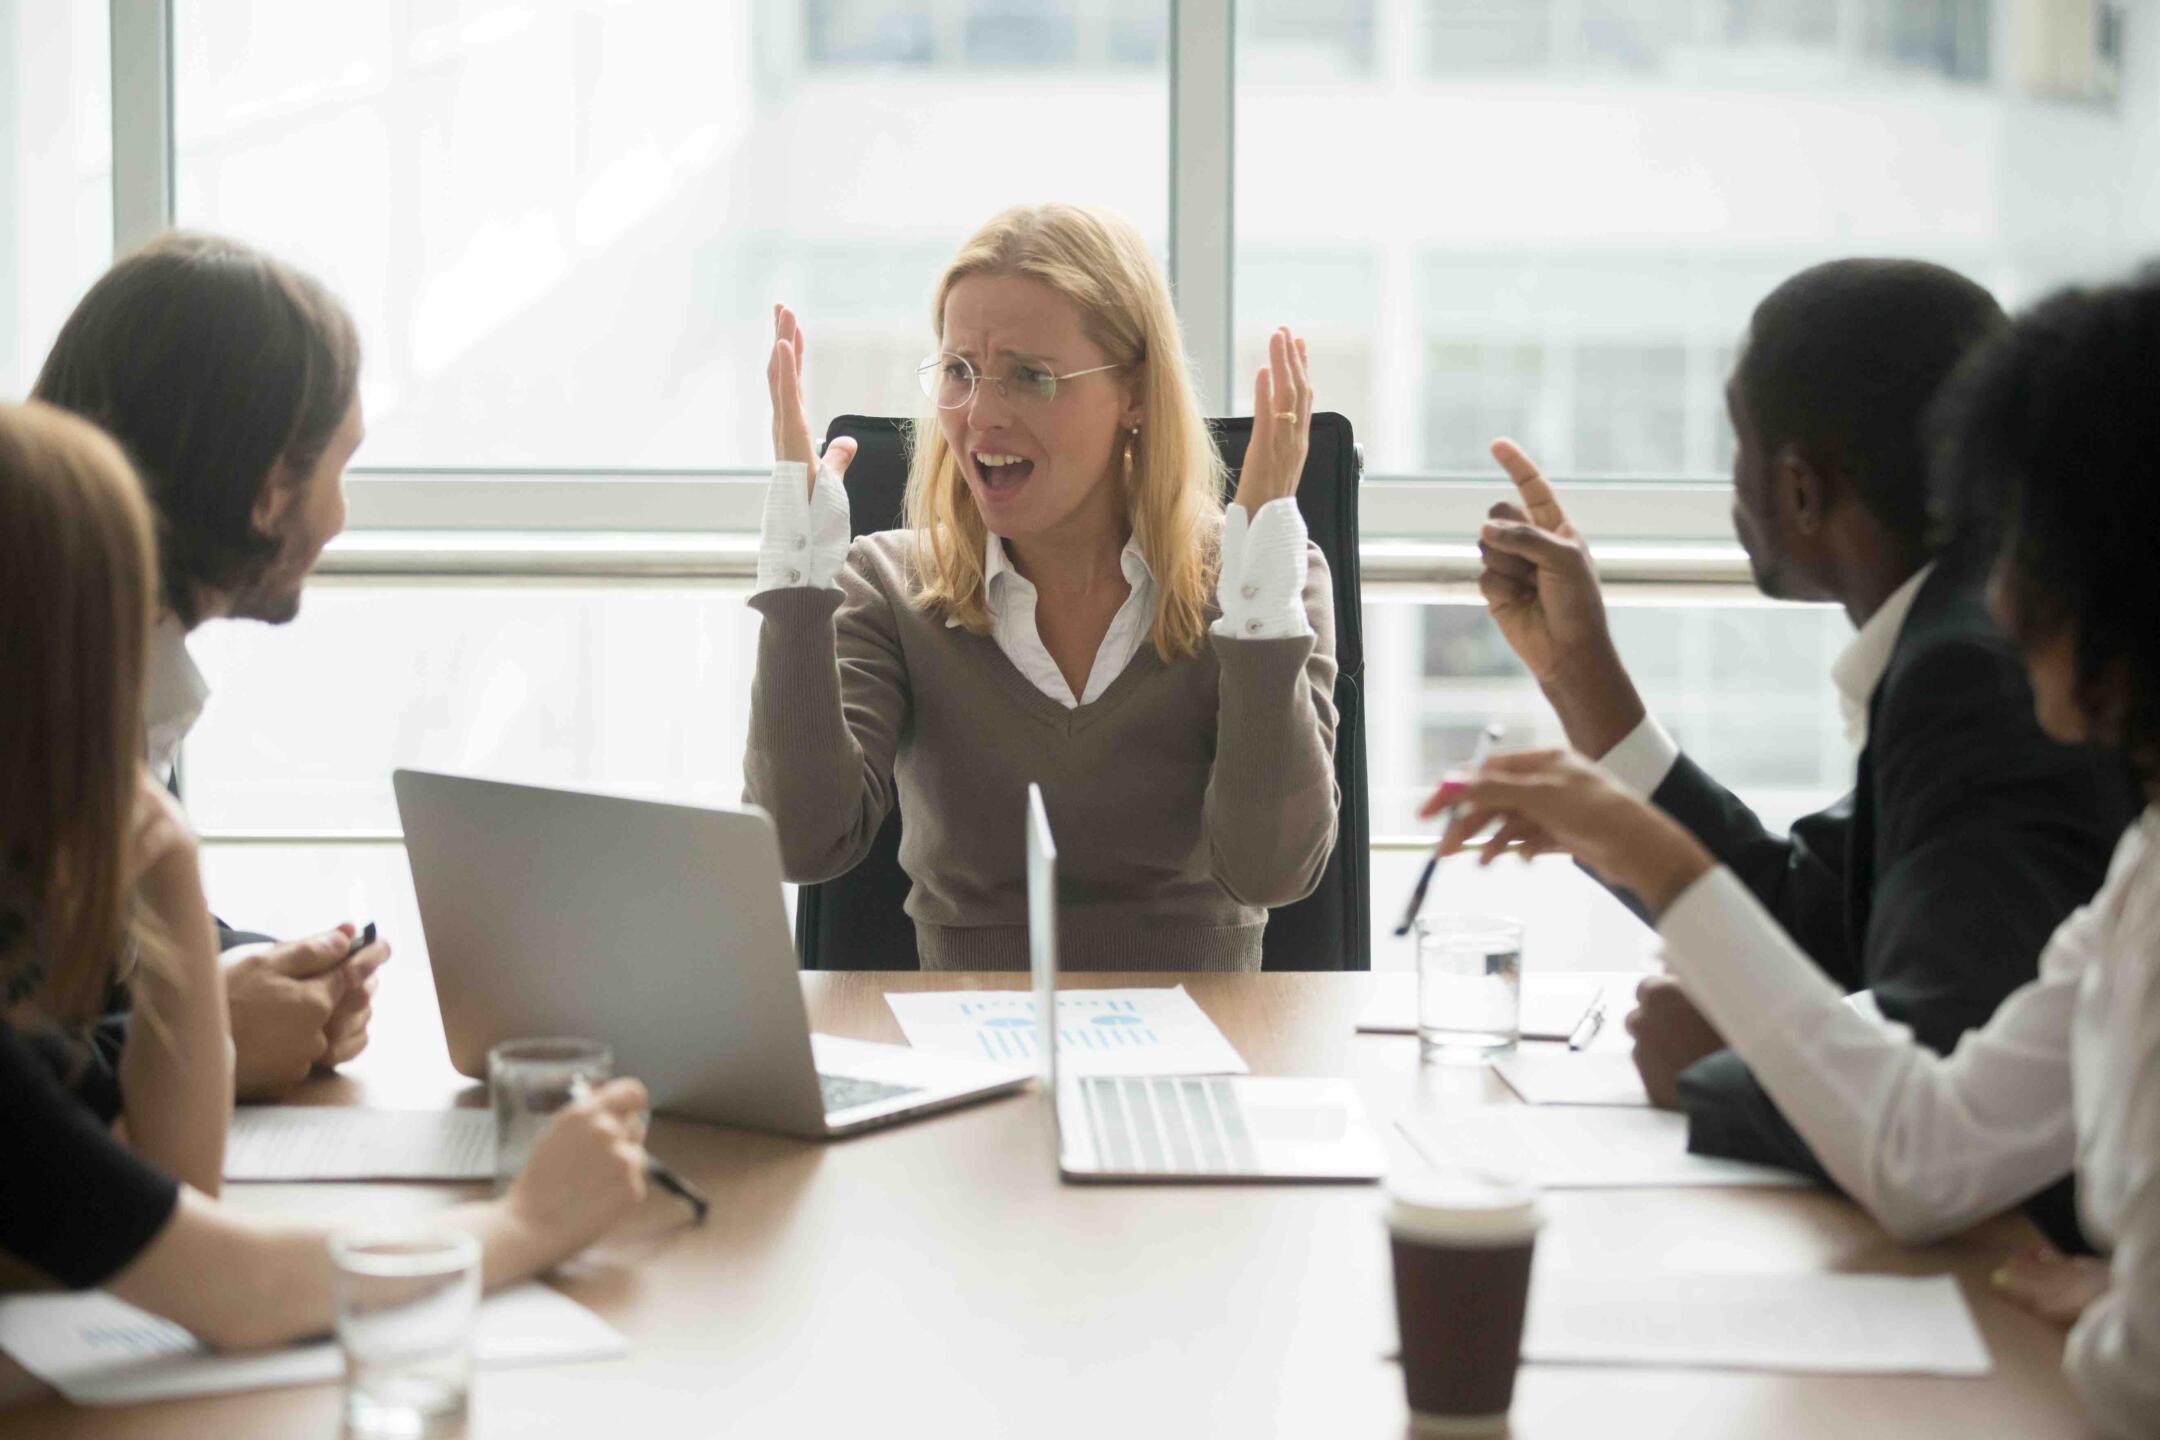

{"left": 2062, "top": 921, "right": 2160, "bottom": 1437}
{"left": 755, "top": 460, "right": 852, "bottom": 593}
{"left": 1657, "top": 865, "right": 2088, "bottom": 1244}
{"left": 1211, "top": 497, "right": 1312, "bottom": 642}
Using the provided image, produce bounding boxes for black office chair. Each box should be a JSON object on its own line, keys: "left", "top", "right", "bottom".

{"left": 792, "top": 412, "right": 1369, "bottom": 972}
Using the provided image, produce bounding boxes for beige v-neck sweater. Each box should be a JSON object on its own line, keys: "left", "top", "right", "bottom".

{"left": 744, "top": 530, "right": 1340, "bottom": 971}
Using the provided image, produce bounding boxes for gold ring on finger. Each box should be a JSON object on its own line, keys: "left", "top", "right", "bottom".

{"left": 1274, "top": 411, "right": 1298, "bottom": 423}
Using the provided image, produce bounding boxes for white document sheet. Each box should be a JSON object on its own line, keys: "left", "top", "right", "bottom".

{"left": 1524, "top": 1272, "right": 1992, "bottom": 1376}
{"left": 224, "top": 1107, "right": 494, "bottom": 1181}
{"left": 0, "top": 1283, "right": 626, "bottom": 1406}
{"left": 1491, "top": 1051, "right": 1650, "bottom": 1107}
{"left": 1355, "top": 972, "right": 1609, "bottom": 1041}
{"left": 1397, "top": 1107, "right": 1810, "bottom": 1189}
{"left": 885, "top": 987, "right": 1248, "bottom": 1076}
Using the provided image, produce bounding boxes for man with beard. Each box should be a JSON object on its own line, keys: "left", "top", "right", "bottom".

{"left": 34, "top": 233, "right": 388, "bottom": 1101}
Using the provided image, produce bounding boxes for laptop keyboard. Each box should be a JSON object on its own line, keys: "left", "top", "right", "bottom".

{"left": 1078, "top": 1076, "right": 1263, "bottom": 1175}
{"left": 818, "top": 1072, "right": 921, "bottom": 1114}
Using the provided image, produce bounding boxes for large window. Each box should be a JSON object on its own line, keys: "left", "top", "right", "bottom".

{"left": 0, "top": 1, "right": 110, "bottom": 399}
{"left": 171, "top": 0, "right": 1170, "bottom": 471}
{"left": 1236, "top": 1, "right": 2147, "bottom": 477}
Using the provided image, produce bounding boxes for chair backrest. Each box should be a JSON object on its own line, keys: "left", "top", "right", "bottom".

{"left": 792, "top": 412, "right": 1369, "bottom": 972}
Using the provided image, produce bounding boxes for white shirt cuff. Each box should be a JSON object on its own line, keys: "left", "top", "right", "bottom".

{"left": 755, "top": 460, "right": 852, "bottom": 592}
{"left": 1212, "top": 497, "right": 1312, "bottom": 641}
{"left": 1599, "top": 714, "right": 1681, "bottom": 798}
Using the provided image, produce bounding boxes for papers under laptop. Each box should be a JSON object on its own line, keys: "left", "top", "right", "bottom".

{"left": 1025, "top": 784, "right": 1385, "bottom": 1184}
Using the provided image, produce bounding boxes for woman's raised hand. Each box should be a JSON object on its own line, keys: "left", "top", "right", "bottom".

{"left": 767, "top": 304, "right": 856, "bottom": 499}
{"left": 1232, "top": 326, "right": 1312, "bottom": 515}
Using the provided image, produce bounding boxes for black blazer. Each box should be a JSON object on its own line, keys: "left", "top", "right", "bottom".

{"left": 1644, "top": 563, "right": 2137, "bottom": 1252}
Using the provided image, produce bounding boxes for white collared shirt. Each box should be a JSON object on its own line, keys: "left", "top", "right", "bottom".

{"left": 1658, "top": 811, "right": 2160, "bottom": 1434}
{"left": 968, "top": 526, "right": 1154, "bottom": 708}
{"left": 1827, "top": 563, "right": 1933, "bottom": 749}
{"left": 143, "top": 612, "right": 209, "bottom": 785}
{"left": 1601, "top": 563, "right": 1937, "bottom": 797}
{"left": 755, "top": 461, "right": 1312, "bottom": 710}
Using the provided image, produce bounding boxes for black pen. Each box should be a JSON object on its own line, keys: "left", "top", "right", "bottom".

{"left": 343, "top": 921, "right": 377, "bottom": 961}
{"left": 1393, "top": 723, "right": 1505, "bottom": 937}
{"left": 569, "top": 1075, "right": 710, "bottom": 1223}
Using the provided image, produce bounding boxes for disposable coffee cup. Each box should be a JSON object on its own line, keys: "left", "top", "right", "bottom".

{"left": 1386, "top": 1173, "right": 1543, "bottom": 1435}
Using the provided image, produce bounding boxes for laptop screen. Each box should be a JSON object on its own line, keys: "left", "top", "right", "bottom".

{"left": 1026, "top": 783, "right": 1059, "bottom": 1091}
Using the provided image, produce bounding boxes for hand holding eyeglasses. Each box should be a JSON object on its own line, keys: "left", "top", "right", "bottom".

{"left": 1233, "top": 326, "right": 1312, "bottom": 515}
{"left": 768, "top": 303, "right": 858, "bottom": 499}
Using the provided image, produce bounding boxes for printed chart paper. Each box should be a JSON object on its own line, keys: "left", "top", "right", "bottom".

{"left": 1524, "top": 1272, "right": 1992, "bottom": 1376}
{"left": 0, "top": 1284, "right": 626, "bottom": 1406}
{"left": 886, "top": 987, "right": 1248, "bottom": 1076}
{"left": 225, "top": 1107, "right": 494, "bottom": 1181}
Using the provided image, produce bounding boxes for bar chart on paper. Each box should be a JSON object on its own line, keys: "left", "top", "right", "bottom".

{"left": 884, "top": 987, "right": 1249, "bottom": 1076}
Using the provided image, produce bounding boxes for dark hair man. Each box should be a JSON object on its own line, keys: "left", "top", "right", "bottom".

{"left": 35, "top": 233, "right": 387, "bottom": 1101}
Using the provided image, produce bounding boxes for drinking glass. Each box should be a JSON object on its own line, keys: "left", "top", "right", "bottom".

{"left": 331, "top": 1227, "right": 481, "bottom": 1438}
{"left": 1414, "top": 915, "right": 1523, "bottom": 1062}
{"left": 487, "top": 1037, "right": 612, "bottom": 1192}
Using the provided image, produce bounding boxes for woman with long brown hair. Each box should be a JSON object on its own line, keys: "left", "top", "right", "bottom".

{"left": 746, "top": 204, "right": 1336, "bottom": 971}
{"left": 0, "top": 400, "right": 652, "bottom": 1348}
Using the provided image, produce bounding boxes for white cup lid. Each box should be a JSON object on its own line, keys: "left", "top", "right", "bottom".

{"left": 1386, "top": 1172, "right": 1542, "bottom": 1247}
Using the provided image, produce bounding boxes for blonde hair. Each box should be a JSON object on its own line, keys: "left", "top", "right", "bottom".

{"left": 0, "top": 402, "right": 159, "bottom": 1028}
{"left": 904, "top": 204, "right": 1225, "bottom": 661}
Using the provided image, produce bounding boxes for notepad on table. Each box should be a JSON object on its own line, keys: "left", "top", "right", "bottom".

{"left": 0, "top": 1283, "right": 626, "bottom": 1406}
{"left": 1523, "top": 1272, "right": 1991, "bottom": 1376}
{"left": 224, "top": 1107, "right": 494, "bottom": 1181}
{"left": 1491, "top": 1051, "right": 1650, "bottom": 1107}
{"left": 1398, "top": 1106, "right": 1809, "bottom": 1189}
{"left": 1355, "top": 972, "right": 1610, "bottom": 1041}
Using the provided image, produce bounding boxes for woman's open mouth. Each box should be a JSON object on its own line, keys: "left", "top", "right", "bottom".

{"left": 972, "top": 451, "right": 1036, "bottom": 495}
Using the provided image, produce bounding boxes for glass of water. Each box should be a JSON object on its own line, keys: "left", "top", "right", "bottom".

{"left": 1414, "top": 914, "right": 1524, "bottom": 1063}
{"left": 331, "top": 1227, "right": 481, "bottom": 1438}
{"left": 488, "top": 1037, "right": 612, "bottom": 1193}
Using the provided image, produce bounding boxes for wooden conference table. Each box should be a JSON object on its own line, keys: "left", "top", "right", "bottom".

{"left": 0, "top": 969, "right": 2093, "bottom": 1438}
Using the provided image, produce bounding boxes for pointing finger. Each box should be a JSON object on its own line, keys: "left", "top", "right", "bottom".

{"left": 1490, "top": 438, "right": 1569, "bottom": 531}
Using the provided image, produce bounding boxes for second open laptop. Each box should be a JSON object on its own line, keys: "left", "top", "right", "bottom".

{"left": 1027, "top": 784, "right": 1387, "bottom": 1183}
{"left": 393, "top": 769, "right": 1030, "bottom": 1139}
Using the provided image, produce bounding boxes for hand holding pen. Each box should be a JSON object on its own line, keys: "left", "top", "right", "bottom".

{"left": 568, "top": 1073, "right": 710, "bottom": 1223}
{"left": 1394, "top": 723, "right": 1506, "bottom": 937}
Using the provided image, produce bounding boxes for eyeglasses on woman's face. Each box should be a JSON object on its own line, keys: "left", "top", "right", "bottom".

{"left": 916, "top": 352, "right": 1122, "bottom": 410}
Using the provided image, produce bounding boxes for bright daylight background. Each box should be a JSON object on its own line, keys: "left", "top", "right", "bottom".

{"left": 3, "top": 0, "right": 2152, "bottom": 970}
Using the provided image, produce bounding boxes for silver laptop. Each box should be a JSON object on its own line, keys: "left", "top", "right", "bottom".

{"left": 1027, "top": 785, "right": 1386, "bottom": 1183}
{"left": 393, "top": 769, "right": 1030, "bottom": 1138}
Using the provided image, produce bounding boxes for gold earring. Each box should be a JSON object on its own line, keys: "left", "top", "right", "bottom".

{"left": 1123, "top": 425, "right": 1139, "bottom": 479}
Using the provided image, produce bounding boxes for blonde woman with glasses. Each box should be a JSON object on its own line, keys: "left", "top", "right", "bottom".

{"left": 746, "top": 203, "right": 1336, "bottom": 971}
